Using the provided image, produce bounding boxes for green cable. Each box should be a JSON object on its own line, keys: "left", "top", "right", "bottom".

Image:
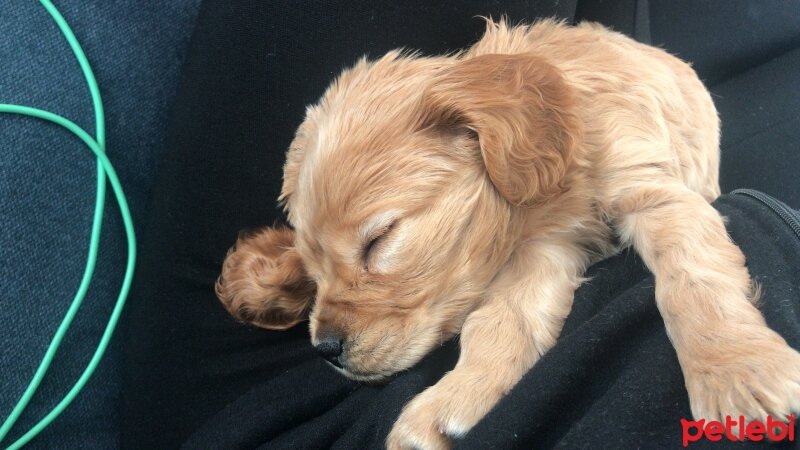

{"left": 0, "top": 1, "right": 136, "bottom": 448}
{"left": 0, "top": 1, "right": 106, "bottom": 442}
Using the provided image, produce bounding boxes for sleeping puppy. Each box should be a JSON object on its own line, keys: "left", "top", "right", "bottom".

{"left": 216, "top": 19, "right": 800, "bottom": 449}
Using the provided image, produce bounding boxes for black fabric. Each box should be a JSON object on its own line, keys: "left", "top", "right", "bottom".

{"left": 121, "top": 1, "right": 800, "bottom": 449}
{"left": 178, "top": 194, "right": 800, "bottom": 450}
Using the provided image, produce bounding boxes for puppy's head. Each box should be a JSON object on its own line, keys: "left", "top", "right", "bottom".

{"left": 218, "top": 49, "right": 579, "bottom": 381}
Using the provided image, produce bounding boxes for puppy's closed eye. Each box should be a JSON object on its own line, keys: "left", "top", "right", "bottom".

{"left": 363, "top": 220, "right": 397, "bottom": 271}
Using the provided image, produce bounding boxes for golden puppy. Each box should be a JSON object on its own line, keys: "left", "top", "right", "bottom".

{"left": 216, "top": 19, "right": 800, "bottom": 449}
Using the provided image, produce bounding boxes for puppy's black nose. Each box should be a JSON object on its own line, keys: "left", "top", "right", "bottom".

{"left": 315, "top": 337, "right": 343, "bottom": 368}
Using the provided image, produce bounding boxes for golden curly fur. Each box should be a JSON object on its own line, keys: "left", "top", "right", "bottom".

{"left": 216, "top": 19, "right": 800, "bottom": 449}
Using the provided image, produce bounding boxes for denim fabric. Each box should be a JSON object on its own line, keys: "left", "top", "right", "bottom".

{"left": 1, "top": 2, "right": 200, "bottom": 448}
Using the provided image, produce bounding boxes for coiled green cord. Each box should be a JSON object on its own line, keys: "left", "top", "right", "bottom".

{"left": 0, "top": 1, "right": 136, "bottom": 448}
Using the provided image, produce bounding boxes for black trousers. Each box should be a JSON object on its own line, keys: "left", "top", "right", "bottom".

{"left": 120, "top": 1, "right": 800, "bottom": 448}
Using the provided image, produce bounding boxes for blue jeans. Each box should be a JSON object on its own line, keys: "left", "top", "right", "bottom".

{"left": 0, "top": 2, "right": 199, "bottom": 447}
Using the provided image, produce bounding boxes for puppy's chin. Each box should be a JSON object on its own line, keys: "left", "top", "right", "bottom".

{"left": 328, "top": 363, "right": 396, "bottom": 384}
{"left": 326, "top": 335, "right": 441, "bottom": 383}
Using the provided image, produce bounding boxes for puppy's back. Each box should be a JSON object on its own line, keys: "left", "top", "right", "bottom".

{"left": 468, "top": 19, "right": 721, "bottom": 203}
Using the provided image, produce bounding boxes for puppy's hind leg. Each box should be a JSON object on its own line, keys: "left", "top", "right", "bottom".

{"left": 615, "top": 181, "right": 800, "bottom": 422}
{"left": 386, "top": 240, "right": 587, "bottom": 450}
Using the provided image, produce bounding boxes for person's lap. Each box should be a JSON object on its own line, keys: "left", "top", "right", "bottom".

{"left": 120, "top": 1, "right": 800, "bottom": 448}
{"left": 179, "top": 192, "right": 800, "bottom": 449}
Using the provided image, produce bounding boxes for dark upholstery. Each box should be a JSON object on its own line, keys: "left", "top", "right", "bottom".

{"left": 0, "top": 2, "right": 199, "bottom": 448}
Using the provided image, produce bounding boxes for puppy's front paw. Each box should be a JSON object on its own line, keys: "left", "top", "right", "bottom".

{"left": 387, "top": 380, "right": 489, "bottom": 450}
{"left": 684, "top": 327, "right": 800, "bottom": 422}
{"left": 386, "top": 390, "right": 452, "bottom": 450}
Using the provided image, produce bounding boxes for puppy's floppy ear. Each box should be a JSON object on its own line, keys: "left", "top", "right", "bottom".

{"left": 216, "top": 226, "right": 315, "bottom": 330}
{"left": 425, "top": 53, "right": 580, "bottom": 207}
